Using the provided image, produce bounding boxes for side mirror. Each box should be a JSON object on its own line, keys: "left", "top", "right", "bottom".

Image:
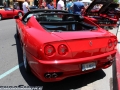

{"left": 14, "top": 15, "right": 19, "bottom": 19}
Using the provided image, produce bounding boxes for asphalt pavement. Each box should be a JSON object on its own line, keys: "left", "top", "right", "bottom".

{"left": 0, "top": 19, "right": 117, "bottom": 90}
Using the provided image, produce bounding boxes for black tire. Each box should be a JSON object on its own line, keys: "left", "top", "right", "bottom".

{"left": 0, "top": 14, "right": 2, "bottom": 21}
{"left": 16, "top": 25, "right": 19, "bottom": 38}
{"left": 23, "top": 47, "right": 31, "bottom": 73}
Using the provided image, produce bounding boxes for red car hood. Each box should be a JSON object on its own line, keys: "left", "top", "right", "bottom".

{"left": 85, "top": 0, "right": 113, "bottom": 16}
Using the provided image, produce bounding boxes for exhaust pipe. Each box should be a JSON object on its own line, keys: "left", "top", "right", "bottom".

{"left": 45, "top": 73, "right": 51, "bottom": 78}
{"left": 52, "top": 73, "right": 58, "bottom": 78}
{"left": 44, "top": 72, "right": 61, "bottom": 78}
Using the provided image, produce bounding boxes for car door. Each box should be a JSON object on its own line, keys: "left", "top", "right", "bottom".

{"left": 4, "top": 8, "right": 14, "bottom": 18}
{"left": 17, "top": 19, "right": 27, "bottom": 45}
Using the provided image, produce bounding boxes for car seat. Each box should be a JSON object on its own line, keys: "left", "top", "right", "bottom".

{"left": 35, "top": 15, "right": 47, "bottom": 22}
{"left": 65, "top": 16, "right": 75, "bottom": 31}
{"left": 66, "top": 16, "right": 75, "bottom": 21}
{"left": 39, "top": 16, "right": 47, "bottom": 21}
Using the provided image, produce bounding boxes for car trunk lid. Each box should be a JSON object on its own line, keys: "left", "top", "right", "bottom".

{"left": 51, "top": 30, "right": 115, "bottom": 58}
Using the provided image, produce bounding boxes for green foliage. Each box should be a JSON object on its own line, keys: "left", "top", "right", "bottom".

{"left": 113, "top": 0, "right": 119, "bottom": 3}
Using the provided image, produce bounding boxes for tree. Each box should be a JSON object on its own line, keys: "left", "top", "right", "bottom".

{"left": 113, "top": 0, "right": 119, "bottom": 3}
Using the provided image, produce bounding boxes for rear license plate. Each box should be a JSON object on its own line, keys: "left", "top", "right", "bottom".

{"left": 82, "top": 62, "right": 96, "bottom": 71}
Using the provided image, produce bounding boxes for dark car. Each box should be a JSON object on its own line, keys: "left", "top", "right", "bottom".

{"left": 29, "top": 6, "right": 39, "bottom": 10}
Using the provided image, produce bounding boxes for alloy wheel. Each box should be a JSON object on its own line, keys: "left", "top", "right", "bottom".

{"left": 22, "top": 47, "right": 31, "bottom": 73}
{"left": 0, "top": 15, "right": 2, "bottom": 20}
{"left": 18, "top": 12, "right": 22, "bottom": 17}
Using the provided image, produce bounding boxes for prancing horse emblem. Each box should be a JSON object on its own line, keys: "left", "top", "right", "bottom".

{"left": 89, "top": 41, "right": 92, "bottom": 46}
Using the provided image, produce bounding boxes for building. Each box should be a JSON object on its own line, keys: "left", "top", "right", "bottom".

{"left": 0, "top": 0, "right": 9, "bottom": 7}
{"left": 0, "top": 1, "right": 3, "bottom": 5}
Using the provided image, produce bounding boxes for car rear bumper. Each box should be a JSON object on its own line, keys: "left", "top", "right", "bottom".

{"left": 26, "top": 50, "right": 116, "bottom": 82}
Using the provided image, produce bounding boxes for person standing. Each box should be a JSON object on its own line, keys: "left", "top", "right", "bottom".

{"left": 66, "top": 0, "right": 73, "bottom": 13}
{"left": 3, "top": 2, "right": 7, "bottom": 8}
{"left": 47, "top": 1, "right": 54, "bottom": 9}
{"left": 41, "top": 0, "right": 46, "bottom": 9}
{"left": 22, "top": 0, "right": 30, "bottom": 14}
{"left": 16, "top": 3, "right": 20, "bottom": 10}
{"left": 13, "top": 2, "right": 17, "bottom": 9}
{"left": 57, "top": 0, "right": 65, "bottom": 10}
{"left": 72, "top": 0, "right": 85, "bottom": 15}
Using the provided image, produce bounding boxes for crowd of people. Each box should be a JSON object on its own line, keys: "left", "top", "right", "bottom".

{"left": 22, "top": 0, "right": 87, "bottom": 15}
{"left": 49, "top": 0, "right": 86, "bottom": 15}
{"left": 2, "top": 0, "right": 102, "bottom": 16}
{"left": 2, "top": 0, "right": 90, "bottom": 16}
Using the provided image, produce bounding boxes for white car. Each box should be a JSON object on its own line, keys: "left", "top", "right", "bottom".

{"left": 81, "top": 0, "right": 92, "bottom": 7}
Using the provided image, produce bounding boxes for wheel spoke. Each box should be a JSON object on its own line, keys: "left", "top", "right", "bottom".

{"left": 0, "top": 15, "right": 1, "bottom": 20}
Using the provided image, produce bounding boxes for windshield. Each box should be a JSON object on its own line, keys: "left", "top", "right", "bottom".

{"left": 4, "top": 8, "right": 12, "bottom": 10}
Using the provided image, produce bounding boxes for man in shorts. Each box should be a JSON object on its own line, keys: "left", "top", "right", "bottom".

{"left": 22, "top": 0, "right": 30, "bottom": 14}
{"left": 57, "top": 0, "right": 65, "bottom": 10}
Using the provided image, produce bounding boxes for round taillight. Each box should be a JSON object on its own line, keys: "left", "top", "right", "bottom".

{"left": 108, "top": 39, "right": 113, "bottom": 48}
{"left": 113, "top": 39, "right": 117, "bottom": 46}
{"left": 58, "top": 44, "right": 68, "bottom": 55}
{"left": 44, "top": 45, "right": 55, "bottom": 56}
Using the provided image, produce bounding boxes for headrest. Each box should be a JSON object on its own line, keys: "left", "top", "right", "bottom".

{"left": 39, "top": 16, "right": 47, "bottom": 21}
{"left": 35, "top": 15, "right": 47, "bottom": 22}
{"left": 66, "top": 17, "right": 74, "bottom": 21}
{"left": 79, "top": 16, "right": 84, "bottom": 21}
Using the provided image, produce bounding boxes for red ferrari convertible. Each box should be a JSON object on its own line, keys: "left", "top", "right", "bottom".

{"left": 0, "top": 6, "right": 23, "bottom": 20}
{"left": 14, "top": 9, "right": 117, "bottom": 82}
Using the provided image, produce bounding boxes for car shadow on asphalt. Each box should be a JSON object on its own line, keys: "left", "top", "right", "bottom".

{"left": 0, "top": 18, "right": 13, "bottom": 21}
{"left": 14, "top": 34, "right": 106, "bottom": 90}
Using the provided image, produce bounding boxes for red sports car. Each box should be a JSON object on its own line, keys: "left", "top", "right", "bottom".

{"left": 0, "top": 6, "right": 23, "bottom": 20}
{"left": 84, "top": 0, "right": 118, "bottom": 29}
{"left": 14, "top": 9, "right": 117, "bottom": 82}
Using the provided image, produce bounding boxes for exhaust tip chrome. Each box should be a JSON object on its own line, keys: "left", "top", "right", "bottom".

{"left": 44, "top": 72, "right": 63, "bottom": 78}
{"left": 52, "top": 73, "right": 58, "bottom": 78}
{"left": 45, "top": 73, "right": 51, "bottom": 78}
